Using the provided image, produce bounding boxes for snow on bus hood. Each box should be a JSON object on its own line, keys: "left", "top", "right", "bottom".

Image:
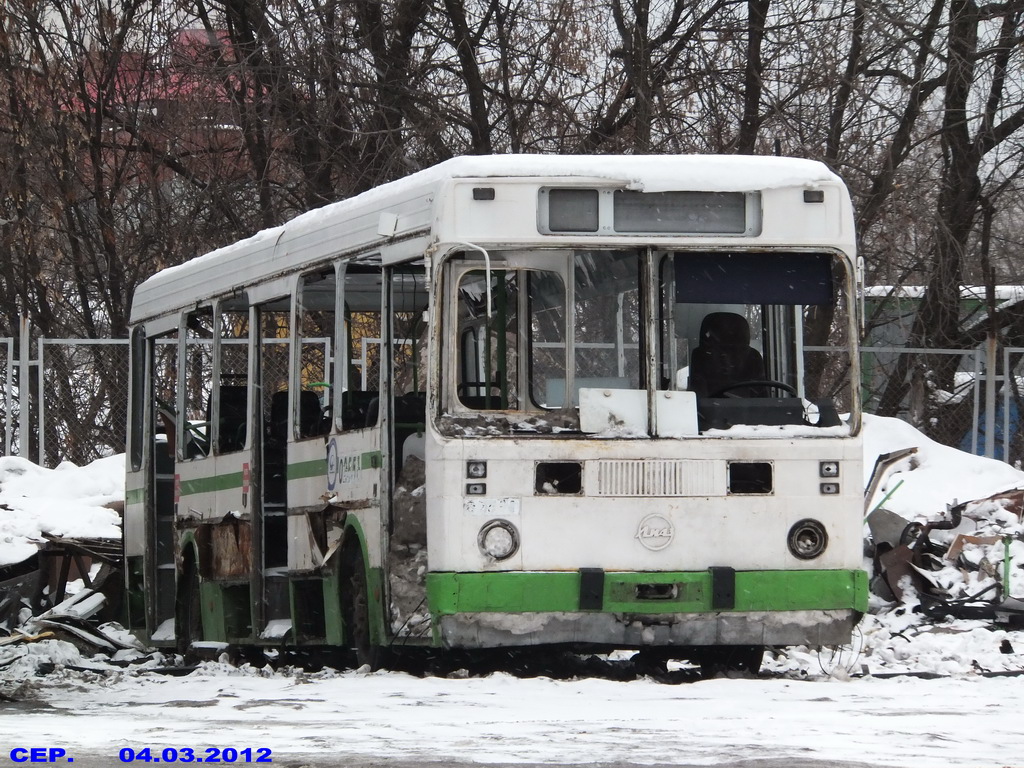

{"left": 0, "top": 455, "right": 123, "bottom": 566}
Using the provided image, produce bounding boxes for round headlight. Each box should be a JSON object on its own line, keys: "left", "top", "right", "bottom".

{"left": 787, "top": 518, "right": 828, "bottom": 560}
{"left": 478, "top": 519, "right": 519, "bottom": 561}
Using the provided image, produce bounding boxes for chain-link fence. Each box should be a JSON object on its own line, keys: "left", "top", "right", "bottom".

{"left": 38, "top": 339, "right": 130, "bottom": 467}
{"left": 1, "top": 333, "right": 1022, "bottom": 469}
{"left": 0, "top": 334, "right": 130, "bottom": 467}
{"left": 860, "top": 346, "right": 983, "bottom": 457}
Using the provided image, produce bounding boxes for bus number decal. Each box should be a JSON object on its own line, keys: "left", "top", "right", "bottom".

{"left": 339, "top": 454, "right": 361, "bottom": 484}
{"left": 463, "top": 497, "right": 521, "bottom": 516}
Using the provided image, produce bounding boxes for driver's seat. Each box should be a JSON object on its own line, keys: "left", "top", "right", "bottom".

{"left": 689, "top": 312, "right": 766, "bottom": 397}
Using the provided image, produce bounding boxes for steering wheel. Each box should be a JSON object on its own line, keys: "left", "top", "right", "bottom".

{"left": 710, "top": 380, "right": 798, "bottom": 398}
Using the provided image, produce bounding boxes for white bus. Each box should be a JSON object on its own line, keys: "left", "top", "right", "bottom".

{"left": 124, "top": 155, "right": 867, "bottom": 673}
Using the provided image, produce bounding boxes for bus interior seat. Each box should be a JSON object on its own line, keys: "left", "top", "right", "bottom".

{"left": 298, "top": 390, "right": 323, "bottom": 438}
{"left": 341, "top": 390, "right": 378, "bottom": 429}
{"left": 268, "top": 390, "right": 289, "bottom": 444}
{"left": 268, "top": 389, "right": 325, "bottom": 440}
{"left": 363, "top": 392, "right": 425, "bottom": 427}
{"left": 457, "top": 382, "right": 503, "bottom": 410}
{"left": 394, "top": 391, "right": 426, "bottom": 424}
{"left": 688, "top": 312, "right": 766, "bottom": 397}
{"left": 359, "top": 392, "right": 426, "bottom": 473}
{"left": 264, "top": 391, "right": 290, "bottom": 505}
{"left": 364, "top": 396, "right": 380, "bottom": 428}
{"left": 216, "top": 385, "right": 248, "bottom": 453}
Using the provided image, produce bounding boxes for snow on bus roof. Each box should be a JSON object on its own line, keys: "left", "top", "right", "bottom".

{"left": 132, "top": 154, "right": 841, "bottom": 323}
{"left": 392, "top": 153, "right": 839, "bottom": 191}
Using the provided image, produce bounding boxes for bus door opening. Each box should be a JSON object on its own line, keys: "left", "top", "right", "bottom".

{"left": 386, "top": 260, "right": 429, "bottom": 639}
{"left": 256, "top": 300, "right": 291, "bottom": 623}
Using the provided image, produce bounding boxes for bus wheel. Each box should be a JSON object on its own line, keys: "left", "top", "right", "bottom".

{"left": 176, "top": 564, "right": 202, "bottom": 660}
{"left": 340, "top": 546, "right": 384, "bottom": 670}
{"left": 698, "top": 645, "right": 763, "bottom": 678}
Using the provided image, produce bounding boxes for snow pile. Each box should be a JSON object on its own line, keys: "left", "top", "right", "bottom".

{"left": 862, "top": 413, "right": 1024, "bottom": 519}
{"left": 862, "top": 411, "right": 1024, "bottom": 601}
{"left": 0, "top": 455, "right": 124, "bottom": 566}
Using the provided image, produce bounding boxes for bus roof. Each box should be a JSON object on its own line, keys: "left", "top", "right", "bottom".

{"left": 131, "top": 154, "right": 843, "bottom": 328}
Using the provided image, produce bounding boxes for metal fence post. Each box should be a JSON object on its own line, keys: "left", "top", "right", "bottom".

{"left": 985, "top": 334, "right": 997, "bottom": 459}
{"left": 1004, "top": 346, "right": 1012, "bottom": 465}
{"left": 3, "top": 337, "right": 12, "bottom": 456}
{"left": 971, "top": 349, "right": 981, "bottom": 456}
{"left": 37, "top": 337, "right": 46, "bottom": 465}
{"left": 18, "top": 316, "right": 30, "bottom": 458}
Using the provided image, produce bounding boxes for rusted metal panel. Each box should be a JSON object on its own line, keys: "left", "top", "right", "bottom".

{"left": 194, "top": 517, "right": 252, "bottom": 580}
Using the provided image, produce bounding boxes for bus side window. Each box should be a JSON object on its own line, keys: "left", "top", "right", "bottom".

{"left": 297, "top": 270, "right": 334, "bottom": 440}
{"left": 214, "top": 300, "right": 250, "bottom": 454}
{"left": 340, "top": 265, "right": 383, "bottom": 431}
{"left": 182, "top": 307, "right": 214, "bottom": 459}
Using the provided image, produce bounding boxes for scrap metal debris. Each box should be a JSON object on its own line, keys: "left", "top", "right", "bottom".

{"left": 1, "top": 534, "right": 123, "bottom": 634}
{"left": 867, "top": 485, "right": 1024, "bottom": 626}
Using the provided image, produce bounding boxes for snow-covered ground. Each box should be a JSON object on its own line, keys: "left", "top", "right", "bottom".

{"left": 4, "top": 660, "right": 1024, "bottom": 767}
{"left": 2, "top": 415, "right": 1024, "bottom": 766}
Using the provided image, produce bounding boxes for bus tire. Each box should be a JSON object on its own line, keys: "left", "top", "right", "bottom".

{"left": 698, "top": 645, "right": 763, "bottom": 678}
{"left": 340, "top": 545, "right": 384, "bottom": 670}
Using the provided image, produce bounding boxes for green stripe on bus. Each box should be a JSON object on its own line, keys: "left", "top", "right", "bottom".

{"left": 179, "top": 472, "right": 244, "bottom": 495}
{"left": 426, "top": 569, "right": 868, "bottom": 615}
{"left": 288, "top": 450, "right": 379, "bottom": 479}
{"left": 126, "top": 487, "right": 144, "bottom": 505}
{"left": 170, "top": 450, "right": 380, "bottom": 498}
{"left": 288, "top": 458, "right": 328, "bottom": 480}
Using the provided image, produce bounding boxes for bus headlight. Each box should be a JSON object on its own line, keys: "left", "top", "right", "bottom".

{"left": 478, "top": 519, "right": 519, "bottom": 561}
{"left": 787, "top": 519, "right": 828, "bottom": 560}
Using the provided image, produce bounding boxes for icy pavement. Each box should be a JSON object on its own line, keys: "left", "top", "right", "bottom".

{"left": 1, "top": 652, "right": 1024, "bottom": 768}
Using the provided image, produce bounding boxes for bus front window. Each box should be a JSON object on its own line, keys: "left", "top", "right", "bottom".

{"left": 445, "top": 248, "right": 853, "bottom": 436}
{"left": 450, "top": 250, "right": 645, "bottom": 427}
{"left": 661, "top": 251, "right": 855, "bottom": 432}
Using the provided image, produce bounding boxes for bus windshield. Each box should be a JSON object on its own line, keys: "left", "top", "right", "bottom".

{"left": 442, "top": 248, "right": 855, "bottom": 436}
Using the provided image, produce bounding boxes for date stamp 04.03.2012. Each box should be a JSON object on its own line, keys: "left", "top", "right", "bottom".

{"left": 8, "top": 747, "right": 273, "bottom": 764}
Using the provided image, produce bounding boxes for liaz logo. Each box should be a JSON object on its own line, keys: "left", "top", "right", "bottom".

{"left": 635, "top": 514, "right": 674, "bottom": 551}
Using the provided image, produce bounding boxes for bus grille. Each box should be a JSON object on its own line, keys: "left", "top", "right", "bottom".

{"left": 593, "top": 459, "right": 720, "bottom": 497}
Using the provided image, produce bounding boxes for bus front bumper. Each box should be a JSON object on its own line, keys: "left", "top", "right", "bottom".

{"left": 426, "top": 568, "right": 868, "bottom": 649}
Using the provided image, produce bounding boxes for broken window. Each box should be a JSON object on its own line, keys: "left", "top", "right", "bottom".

{"left": 214, "top": 297, "right": 249, "bottom": 454}
{"left": 659, "top": 251, "right": 854, "bottom": 431}
{"left": 339, "top": 264, "right": 382, "bottom": 431}
{"left": 296, "top": 272, "right": 334, "bottom": 439}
